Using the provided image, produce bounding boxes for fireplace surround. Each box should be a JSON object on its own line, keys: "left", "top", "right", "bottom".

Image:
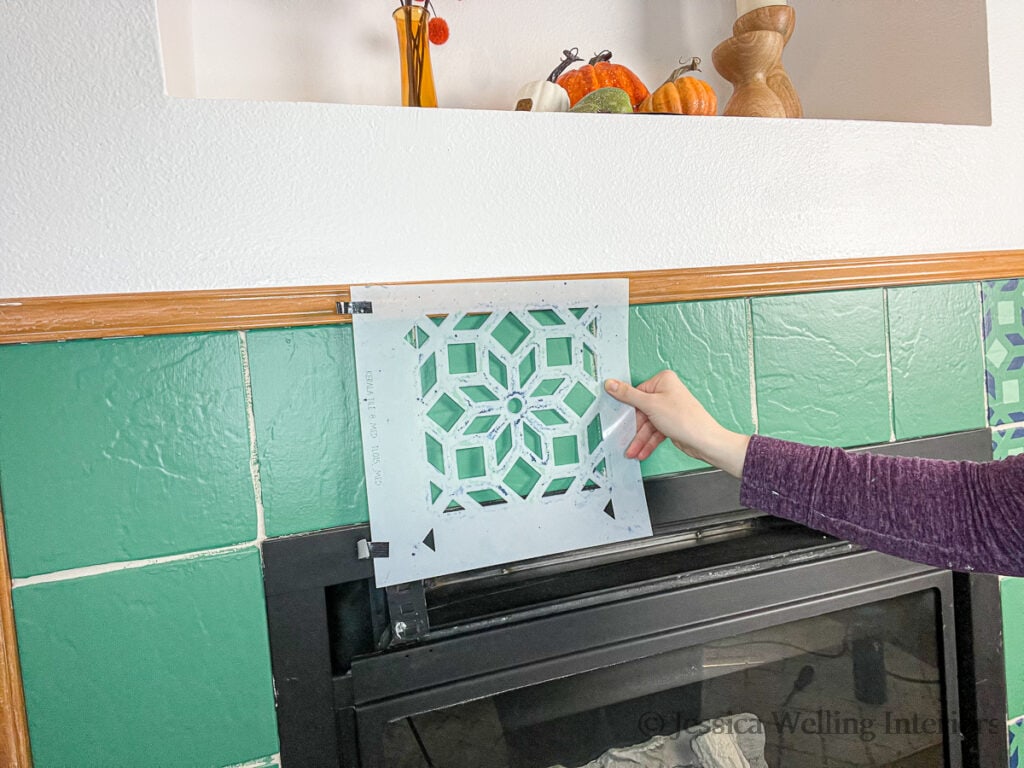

{"left": 262, "top": 428, "right": 1007, "bottom": 767}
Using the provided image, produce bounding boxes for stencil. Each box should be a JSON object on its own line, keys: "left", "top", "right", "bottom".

{"left": 351, "top": 279, "right": 650, "bottom": 586}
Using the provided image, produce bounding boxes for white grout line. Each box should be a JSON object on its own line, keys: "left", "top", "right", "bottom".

{"left": 978, "top": 282, "right": 991, "bottom": 426}
{"left": 238, "top": 330, "right": 267, "bottom": 544}
{"left": 223, "top": 753, "right": 281, "bottom": 768}
{"left": 882, "top": 288, "right": 896, "bottom": 442}
{"left": 11, "top": 542, "right": 258, "bottom": 589}
{"left": 746, "top": 298, "right": 759, "bottom": 434}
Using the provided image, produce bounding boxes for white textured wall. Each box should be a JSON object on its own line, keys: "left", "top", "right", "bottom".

{"left": 1, "top": 1, "right": 1021, "bottom": 299}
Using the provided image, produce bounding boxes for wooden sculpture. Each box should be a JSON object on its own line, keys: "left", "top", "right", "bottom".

{"left": 733, "top": 4, "right": 802, "bottom": 117}
{"left": 712, "top": 30, "right": 786, "bottom": 118}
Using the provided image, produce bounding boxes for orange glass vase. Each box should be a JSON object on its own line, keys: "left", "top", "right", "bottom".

{"left": 392, "top": 6, "right": 437, "bottom": 108}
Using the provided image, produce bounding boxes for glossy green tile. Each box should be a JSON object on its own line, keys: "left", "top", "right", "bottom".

{"left": 0, "top": 334, "right": 255, "bottom": 578}
{"left": 752, "top": 290, "right": 890, "bottom": 447}
{"left": 246, "top": 325, "right": 368, "bottom": 536}
{"left": 629, "top": 300, "right": 753, "bottom": 477}
{"left": 12, "top": 549, "right": 279, "bottom": 768}
{"left": 1004, "top": 577, "right": 1024, "bottom": 718}
{"left": 982, "top": 279, "right": 1024, "bottom": 426}
{"left": 888, "top": 282, "right": 985, "bottom": 440}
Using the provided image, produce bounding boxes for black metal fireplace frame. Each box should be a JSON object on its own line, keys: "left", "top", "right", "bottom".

{"left": 262, "top": 429, "right": 1008, "bottom": 767}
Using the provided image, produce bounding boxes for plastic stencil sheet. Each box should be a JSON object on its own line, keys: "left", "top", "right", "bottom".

{"left": 351, "top": 279, "right": 651, "bottom": 586}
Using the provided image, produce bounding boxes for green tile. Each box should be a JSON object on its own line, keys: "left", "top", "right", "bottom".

{"left": 629, "top": 300, "right": 753, "bottom": 477}
{"left": 888, "top": 282, "right": 985, "bottom": 440}
{"left": 983, "top": 279, "right": 1024, "bottom": 426}
{"left": 246, "top": 326, "right": 368, "bottom": 536}
{"left": 1004, "top": 577, "right": 1024, "bottom": 718}
{"left": 752, "top": 290, "right": 890, "bottom": 447}
{"left": 0, "top": 334, "right": 255, "bottom": 578}
{"left": 12, "top": 549, "right": 279, "bottom": 768}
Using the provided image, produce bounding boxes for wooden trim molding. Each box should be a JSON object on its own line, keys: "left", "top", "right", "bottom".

{"left": 0, "top": 499, "right": 31, "bottom": 768}
{"left": 1, "top": 249, "right": 1022, "bottom": 345}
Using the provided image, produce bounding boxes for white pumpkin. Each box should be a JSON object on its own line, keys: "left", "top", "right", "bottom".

{"left": 514, "top": 81, "right": 569, "bottom": 112}
{"left": 513, "top": 49, "right": 582, "bottom": 112}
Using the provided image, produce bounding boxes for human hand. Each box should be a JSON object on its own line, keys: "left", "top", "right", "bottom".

{"left": 604, "top": 370, "right": 750, "bottom": 478}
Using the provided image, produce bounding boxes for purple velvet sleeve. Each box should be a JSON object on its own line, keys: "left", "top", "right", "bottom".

{"left": 739, "top": 434, "right": 1024, "bottom": 576}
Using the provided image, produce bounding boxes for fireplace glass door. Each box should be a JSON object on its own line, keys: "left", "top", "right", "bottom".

{"left": 374, "top": 590, "right": 951, "bottom": 768}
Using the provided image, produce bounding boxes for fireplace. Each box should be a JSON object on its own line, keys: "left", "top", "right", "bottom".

{"left": 262, "top": 429, "right": 1007, "bottom": 767}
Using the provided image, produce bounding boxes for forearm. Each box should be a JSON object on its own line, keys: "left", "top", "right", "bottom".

{"left": 700, "top": 428, "right": 750, "bottom": 479}
{"left": 739, "top": 435, "right": 1024, "bottom": 577}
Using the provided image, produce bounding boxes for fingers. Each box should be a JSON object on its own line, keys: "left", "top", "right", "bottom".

{"left": 627, "top": 433, "right": 664, "bottom": 460}
{"left": 626, "top": 412, "right": 664, "bottom": 460}
{"left": 624, "top": 410, "right": 651, "bottom": 458}
{"left": 636, "top": 369, "right": 673, "bottom": 395}
{"left": 606, "top": 374, "right": 672, "bottom": 461}
{"left": 606, "top": 370, "right": 681, "bottom": 399}
{"left": 603, "top": 378, "right": 652, "bottom": 409}
{"left": 603, "top": 378, "right": 627, "bottom": 400}
{"left": 633, "top": 429, "right": 665, "bottom": 461}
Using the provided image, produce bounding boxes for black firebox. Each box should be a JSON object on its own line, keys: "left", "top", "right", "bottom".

{"left": 263, "top": 429, "right": 1007, "bottom": 768}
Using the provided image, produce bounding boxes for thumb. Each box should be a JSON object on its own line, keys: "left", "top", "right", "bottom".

{"left": 603, "top": 379, "right": 652, "bottom": 409}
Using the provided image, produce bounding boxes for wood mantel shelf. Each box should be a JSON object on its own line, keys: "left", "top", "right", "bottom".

{"left": 1, "top": 250, "right": 1023, "bottom": 345}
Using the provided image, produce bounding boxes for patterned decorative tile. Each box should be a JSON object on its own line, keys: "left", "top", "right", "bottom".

{"left": 983, "top": 279, "right": 1024, "bottom": 426}
{"left": 629, "top": 300, "right": 753, "bottom": 477}
{"left": 994, "top": 426, "right": 1024, "bottom": 460}
{"left": 887, "top": 282, "right": 985, "bottom": 440}
{"left": 752, "top": 290, "right": 890, "bottom": 447}
{"left": 1010, "top": 715, "right": 1024, "bottom": 768}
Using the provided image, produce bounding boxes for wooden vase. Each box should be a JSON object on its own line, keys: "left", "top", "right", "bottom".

{"left": 712, "top": 30, "right": 786, "bottom": 118}
{"left": 733, "top": 5, "right": 802, "bottom": 117}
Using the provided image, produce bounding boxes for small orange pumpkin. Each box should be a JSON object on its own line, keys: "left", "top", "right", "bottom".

{"left": 637, "top": 57, "right": 717, "bottom": 116}
{"left": 556, "top": 50, "right": 649, "bottom": 110}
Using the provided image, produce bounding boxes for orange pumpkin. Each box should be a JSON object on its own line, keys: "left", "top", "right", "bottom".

{"left": 556, "top": 50, "right": 649, "bottom": 110}
{"left": 637, "top": 57, "right": 717, "bottom": 116}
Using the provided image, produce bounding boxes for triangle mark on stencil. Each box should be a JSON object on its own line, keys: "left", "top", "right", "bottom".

{"left": 423, "top": 529, "right": 436, "bottom": 551}
{"left": 603, "top": 500, "right": 615, "bottom": 519}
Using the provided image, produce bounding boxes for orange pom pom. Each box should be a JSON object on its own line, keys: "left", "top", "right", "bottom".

{"left": 428, "top": 16, "right": 449, "bottom": 45}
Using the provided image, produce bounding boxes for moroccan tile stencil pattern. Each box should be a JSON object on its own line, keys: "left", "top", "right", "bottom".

{"left": 412, "top": 307, "right": 607, "bottom": 509}
{"left": 350, "top": 280, "right": 650, "bottom": 586}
